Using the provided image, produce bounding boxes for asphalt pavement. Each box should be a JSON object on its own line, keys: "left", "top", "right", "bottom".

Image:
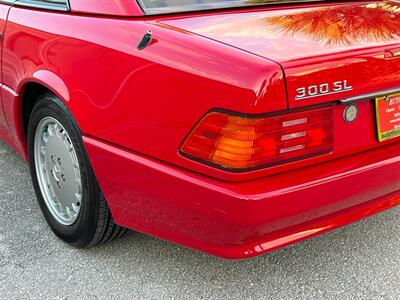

{"left": 0, "top": 140, "right": 399, "bottom": 300}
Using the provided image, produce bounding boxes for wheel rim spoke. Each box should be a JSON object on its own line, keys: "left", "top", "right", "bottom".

{"left": 34, "top": 117, "right": 82, "bottom": 226}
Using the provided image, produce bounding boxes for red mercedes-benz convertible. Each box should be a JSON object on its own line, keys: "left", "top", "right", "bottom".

{"left": 0, "top": 0, "right": 399, "bottom": 259}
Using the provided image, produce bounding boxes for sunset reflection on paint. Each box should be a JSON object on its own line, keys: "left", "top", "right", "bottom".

{"left": 267, "top": 2, "right": 400, "bottom": 45}
{"left": 165, "top": 1, "right": 400, "bottom": 60}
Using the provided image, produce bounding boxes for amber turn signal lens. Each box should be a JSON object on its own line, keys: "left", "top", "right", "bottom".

{"left": 180, "top": 106, "right": 333, "bottom": 170}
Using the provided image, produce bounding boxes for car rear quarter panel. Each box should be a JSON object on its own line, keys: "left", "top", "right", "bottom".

{"left": 2, "top": 7, "right": 287, "bottom": 181}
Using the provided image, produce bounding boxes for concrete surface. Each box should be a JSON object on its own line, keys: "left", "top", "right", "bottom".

{"left": 0, "top": 140, "right": 399, "bottom": 300}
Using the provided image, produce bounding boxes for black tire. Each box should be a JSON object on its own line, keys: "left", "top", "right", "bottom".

{"left": 27, "top": 93, "right": 127, "bottom": 247}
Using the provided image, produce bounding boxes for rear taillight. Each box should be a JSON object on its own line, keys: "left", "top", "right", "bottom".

{"left": 180, "top": 106, "right": 333, "bottom": 170}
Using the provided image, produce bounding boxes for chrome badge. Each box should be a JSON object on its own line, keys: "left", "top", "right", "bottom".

{"left": 295, "top": 80, "right": 353, "bottom": 100}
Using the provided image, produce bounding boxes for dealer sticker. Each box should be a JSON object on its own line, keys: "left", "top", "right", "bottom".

{"left": 375, "top": 93, "right": 400, "bottom": 142}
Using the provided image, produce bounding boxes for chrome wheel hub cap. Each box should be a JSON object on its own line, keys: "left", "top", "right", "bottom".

{"left": 34, "top": 117, "right": 82, "bottom": 225}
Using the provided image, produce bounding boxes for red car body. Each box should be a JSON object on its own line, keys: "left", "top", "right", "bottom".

{"left": 0, "top": 0, "right": 399, "bottom": 258}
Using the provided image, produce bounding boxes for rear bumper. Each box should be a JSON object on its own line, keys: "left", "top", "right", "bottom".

{"left": 84, "top": 136, "right": 400, "bottom": 259}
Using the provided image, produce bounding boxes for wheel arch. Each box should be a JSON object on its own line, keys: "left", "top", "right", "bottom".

{"left": 16, "top": 71, "right": 71, "bottom": 152}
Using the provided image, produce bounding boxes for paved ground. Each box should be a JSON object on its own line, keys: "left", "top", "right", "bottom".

{"left": 0, "top": 140, "right": 399, "bottom": 300}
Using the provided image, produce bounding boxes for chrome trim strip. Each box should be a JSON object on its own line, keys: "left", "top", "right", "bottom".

{"left": 340, "top": 87, "right": 400, "bottom": 104}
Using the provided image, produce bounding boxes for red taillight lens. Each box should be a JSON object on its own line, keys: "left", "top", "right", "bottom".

{"left": 180, "top": 106, "right": 333, "bottom": 170}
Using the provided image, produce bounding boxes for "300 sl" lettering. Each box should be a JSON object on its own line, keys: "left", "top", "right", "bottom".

{"left": 295, "top": 80, "right": 353, "bottom": 100}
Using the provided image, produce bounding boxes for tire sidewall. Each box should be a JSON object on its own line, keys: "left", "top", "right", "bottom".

{"left": 27, "top": 94, "right": 99, "bottom": 247}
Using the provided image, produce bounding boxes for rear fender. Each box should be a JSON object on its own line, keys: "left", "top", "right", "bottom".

{"left": 2, "top": 70, "right": 70, "bottom": 159}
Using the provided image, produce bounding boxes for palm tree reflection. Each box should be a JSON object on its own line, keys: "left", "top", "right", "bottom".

{"left": 262, "top": 2, "right": 400, "bottom": 45}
